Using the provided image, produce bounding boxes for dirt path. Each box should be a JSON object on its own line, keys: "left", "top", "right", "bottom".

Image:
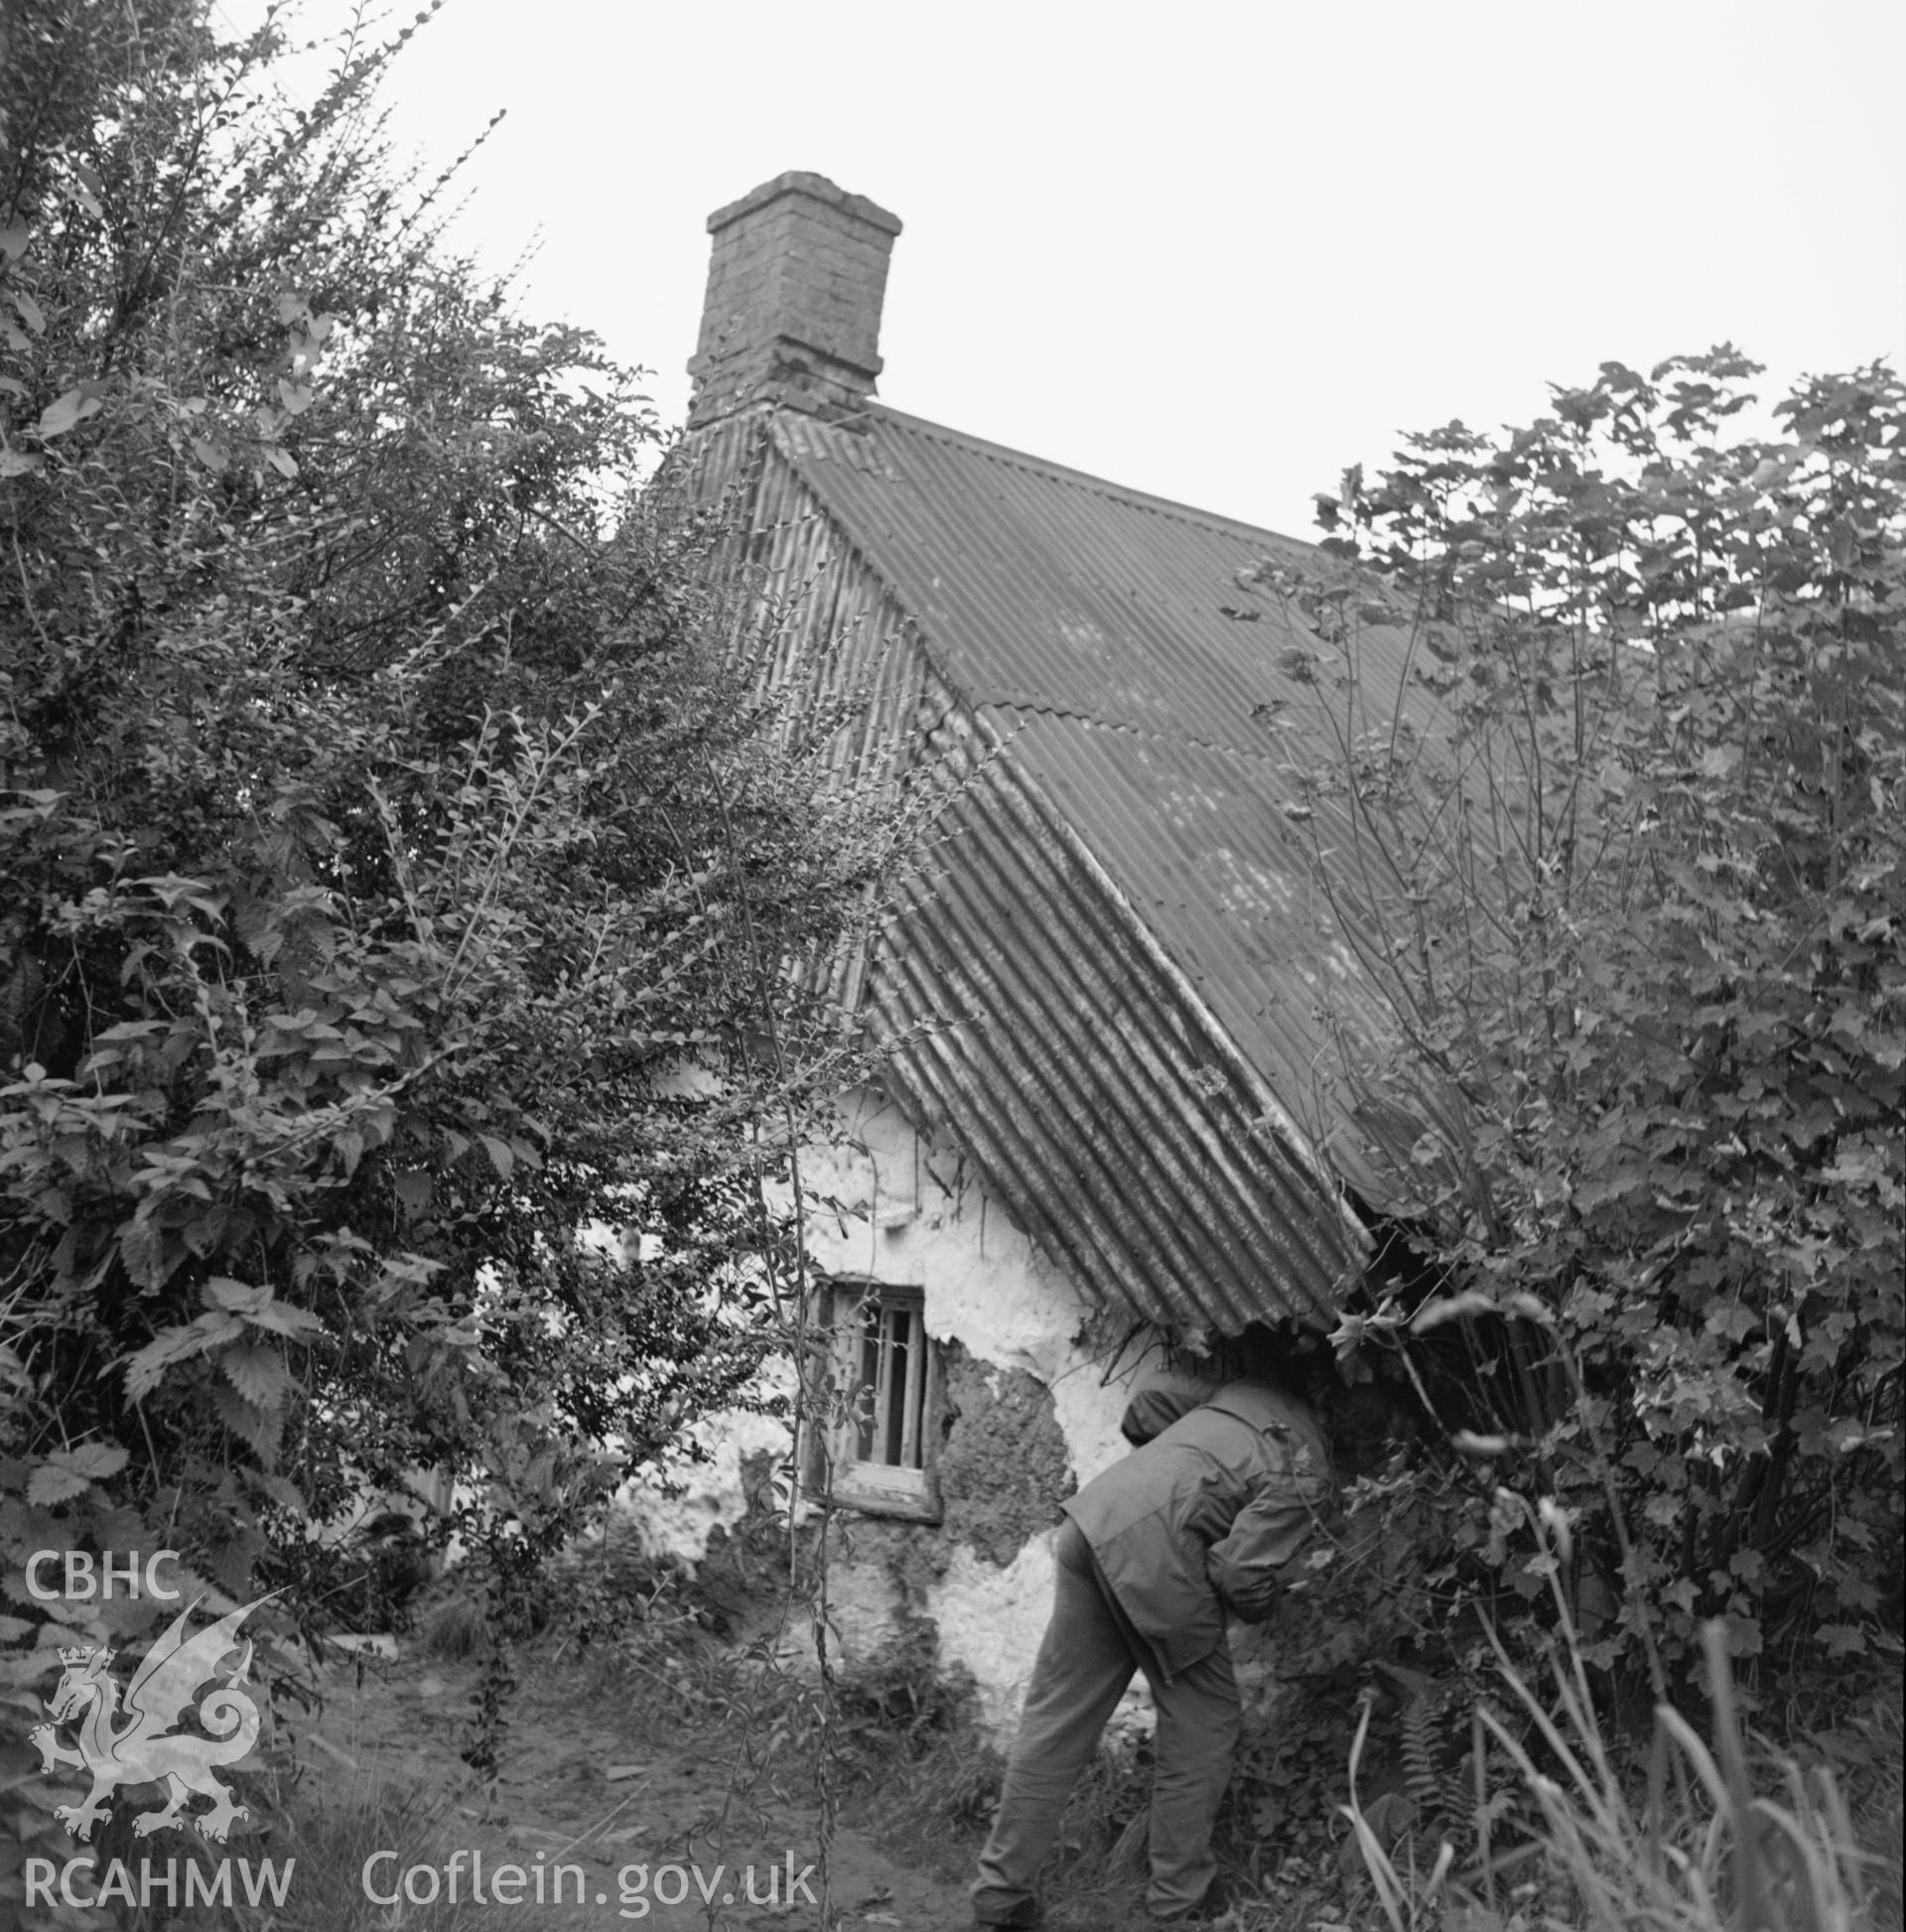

{"left": 278, "top": 1638, "right": 980, "bottom": 1932}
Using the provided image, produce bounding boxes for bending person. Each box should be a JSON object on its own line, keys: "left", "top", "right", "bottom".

{"left": 972, "top": 1374, "right": 1335, "bottom": 1927}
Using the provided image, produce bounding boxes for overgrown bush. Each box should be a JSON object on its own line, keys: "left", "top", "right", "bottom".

{"left": 1260, "top": 352, "right": 1903, "bottom": 1698}
{"left": 0, "top": 1, "right": 912, "bottom": 1913}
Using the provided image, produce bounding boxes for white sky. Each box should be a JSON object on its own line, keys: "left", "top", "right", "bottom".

{"left": 235, "top": 0, "right": 1902, "bottom": 540}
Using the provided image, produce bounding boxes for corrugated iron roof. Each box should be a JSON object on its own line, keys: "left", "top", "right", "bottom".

{"left": 1001, "top": 714, "right": 1398, "bottom": 1115}
{"left": 774, "top": 407, "right": 1340, "bottom": 756}
{"left": 870, "top": 734, "right": 1358, "bottom": 1331}
{"left": 692, "top": 403, "right": 1440, "bottom": 1333}
{"left": 776, "top": 404, "right": 1430, "bottom": 1157}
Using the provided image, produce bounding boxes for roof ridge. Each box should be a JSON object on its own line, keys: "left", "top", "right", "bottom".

{"left": 867, "top": 404, "right": 1320, "bottom": 555}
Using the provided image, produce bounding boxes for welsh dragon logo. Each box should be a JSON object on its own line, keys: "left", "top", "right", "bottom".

{"left": 30, "top": 1593, "right": 272, "bottom": 1844}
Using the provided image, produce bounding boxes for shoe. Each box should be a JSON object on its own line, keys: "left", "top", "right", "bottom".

{"left": 1150, "top": 1875, "right": 1235, "bottom": 1923}
{"left": 973, "top": 1903, "right": 1040, "bottom": 1929}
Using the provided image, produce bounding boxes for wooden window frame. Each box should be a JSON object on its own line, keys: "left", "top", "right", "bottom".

{"left": 809, "top": 1280, "right": 944, "bottom": 1523}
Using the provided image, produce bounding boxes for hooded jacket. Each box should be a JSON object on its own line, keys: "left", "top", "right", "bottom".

{"left": 1061, "top": 1379, "right": 1334, "bottom": 1680}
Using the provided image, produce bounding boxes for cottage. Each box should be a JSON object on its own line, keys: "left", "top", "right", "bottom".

{"left": 668, "top": 173, "right": 1420, "bottom": 1728}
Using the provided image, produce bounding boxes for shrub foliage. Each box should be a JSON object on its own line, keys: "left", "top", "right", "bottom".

{"left": 0, "top": 0, "right": 897, "bottom": 1769}
{"left": 1275, "top": 350, "right": 1903, "bottom": 1691}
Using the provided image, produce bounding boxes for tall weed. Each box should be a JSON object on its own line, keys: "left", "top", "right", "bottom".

{"left": 1343, "top": 1618, "right": 1891, "bottom": 1932}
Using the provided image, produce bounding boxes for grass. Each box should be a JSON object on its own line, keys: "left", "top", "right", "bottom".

{"left": 261, "top": 1772, "right": 492, "bottom": 1932}
{"left": 1341, "top": 1618, "right": 1899, "bottom": 1932}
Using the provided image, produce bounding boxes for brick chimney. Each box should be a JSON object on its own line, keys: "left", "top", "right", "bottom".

{"left": 687, "top": 172, "right": 902, "bottom": 429}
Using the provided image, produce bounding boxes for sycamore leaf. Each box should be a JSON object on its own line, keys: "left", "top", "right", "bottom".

{"left": 8, "top": 289, "right": 45, "bottom": 335}
{"left": 0, "top": 219, "right": 27, "bottom": 260}
{"left": 0, "top": 447, "right": 43, "bottom": 479}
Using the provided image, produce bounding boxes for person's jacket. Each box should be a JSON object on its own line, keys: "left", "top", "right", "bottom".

{"left": 1062, "top": 1379, "right": 1334, "bottom": 1680}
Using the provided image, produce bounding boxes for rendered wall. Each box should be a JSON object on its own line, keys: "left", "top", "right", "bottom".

{"left": 628, "top": 1084, "right": 1168, "bottom": 1736}
{"left": 806, "top": 1085, "right": 1172, "bottom": 1733}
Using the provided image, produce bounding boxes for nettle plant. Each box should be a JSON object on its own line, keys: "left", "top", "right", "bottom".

{"left": 1270, "top": 351, "right": 1902, "bottom": 1694}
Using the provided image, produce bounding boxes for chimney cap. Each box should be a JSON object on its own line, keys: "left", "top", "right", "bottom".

{"left": 706, "top": 170, "right": 902, "bottom": 240}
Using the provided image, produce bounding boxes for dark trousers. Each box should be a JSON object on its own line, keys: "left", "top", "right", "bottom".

{"left": 972, "top": 1518, "right": 1240, "bottom": 1922}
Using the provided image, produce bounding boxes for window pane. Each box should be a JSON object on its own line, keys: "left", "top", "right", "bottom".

{"left": 882, "top": 1306, "right": 907, "bottom": 1465}
{"left": 900, "top": 1309, "right": 926, "bottom": 1469}
{"left": 833, "top": 1287, "right": 934, "bottom": 1480}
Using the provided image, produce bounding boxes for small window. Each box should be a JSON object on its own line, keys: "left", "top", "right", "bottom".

{"left": 812, "top": 1282, "right": 943, "bottom": 1521}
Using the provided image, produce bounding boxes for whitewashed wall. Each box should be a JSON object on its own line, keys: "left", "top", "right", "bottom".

{"left": 619, "top": 1085, "right": 1167, "bottom": 1735}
